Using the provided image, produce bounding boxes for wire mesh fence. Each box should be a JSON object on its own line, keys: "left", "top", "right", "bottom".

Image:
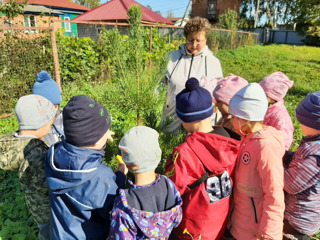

{"left": 0, "top": 20, "right": 259, "bottom": 116}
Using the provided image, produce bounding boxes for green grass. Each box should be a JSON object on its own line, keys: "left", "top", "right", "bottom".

{"left": 216, "top": 44, "right": 320, "bottom": 151}
{"left": 0, "top": 44, "right": 320, "bottom": 239}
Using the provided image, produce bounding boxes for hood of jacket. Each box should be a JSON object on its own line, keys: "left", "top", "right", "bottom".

{"left": 117, "top": 185, "right": 182, "bottom": 238}
{"left": 178, "top": 43, "right": 212, "bottom": 57}
{"left": 244, "top": 125, "right": 285, "bottom": 148}
{"left": 185, "top": 130, "right": 242, "bottom": 174}
{"left": 46, "top": 140, "right": 106, "bottom": 194}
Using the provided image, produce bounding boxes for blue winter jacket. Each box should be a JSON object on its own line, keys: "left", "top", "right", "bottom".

{"left": 45, "top": 140, "right": 126, "bottom": 240}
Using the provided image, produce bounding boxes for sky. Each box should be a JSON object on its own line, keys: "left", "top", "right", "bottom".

{"left": 100, "top": 0, "right": 191, "bottom": 18}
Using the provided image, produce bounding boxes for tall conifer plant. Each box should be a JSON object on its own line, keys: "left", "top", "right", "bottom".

{"left": 104, "top": 5, "right": 167, "bottom": 127}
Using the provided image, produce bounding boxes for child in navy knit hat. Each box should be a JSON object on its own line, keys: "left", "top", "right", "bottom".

{"left": 165, "top": 78, "right": 242, "bottom": 240}
{"left": 32, "top": 71, "right": 64, "bottom": 146}
{"left": 283, "top": 91, "right": 320, "bottom": 239}
{"left": 45, "top": 95, "right": 127, "bottom": 240}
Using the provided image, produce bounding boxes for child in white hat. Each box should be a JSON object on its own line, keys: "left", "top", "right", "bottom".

{"left": 225, "top": 83, "right": 285, "bottom": 240}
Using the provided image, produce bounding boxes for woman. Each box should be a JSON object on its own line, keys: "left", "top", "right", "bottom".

{"left": 160, "top": 17, "right": 223, "bottom": 133}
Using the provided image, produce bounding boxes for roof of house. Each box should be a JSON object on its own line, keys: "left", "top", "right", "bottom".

{"left": 23, "top": 5, "right": 64, "bottom": 15}
{"left": 73, "top": 0, "right": 174, "bottom": 25}
{"left": 4, "top": 0, "right": 90, "bottom": 11}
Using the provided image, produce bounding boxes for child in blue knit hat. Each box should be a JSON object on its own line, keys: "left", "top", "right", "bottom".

{"left": 164, "top": 77, "right": 242, "bottom": 240}
{"left": 283, "top": 91, "right": 320, "bottom": 239}
{"left": 32, "top": 71, "right": 64, "bottom": 146}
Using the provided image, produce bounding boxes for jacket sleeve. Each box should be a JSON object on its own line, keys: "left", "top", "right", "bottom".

{"left": 284, "top": 154, "right": 320, "bottom": 194}
{"left": 164, "top": 148, "right": 190, "bottom": 196}
{"left": 108, "top": 200, "right": 137, "bottom": 239}
{"left": 256, "top": 140, "right": 285, "bottom": 239}
{"left": 274, "top": 111, "right": 294, "bottom": 151}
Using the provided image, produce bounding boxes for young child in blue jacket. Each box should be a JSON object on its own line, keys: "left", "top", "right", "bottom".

{"left": 45, "top": 95, "right": 127, "bottom": 240}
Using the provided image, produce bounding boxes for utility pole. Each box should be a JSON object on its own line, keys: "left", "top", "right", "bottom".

{"left": 180, "top": 0, "right": 192, "bottom": 26}
{"left": 254, "top": 0, "right": 260, "bottom": 28}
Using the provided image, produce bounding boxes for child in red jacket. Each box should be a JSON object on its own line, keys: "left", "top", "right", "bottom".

{"left": 165, "top": 77, "right": 242, "bottom": 240}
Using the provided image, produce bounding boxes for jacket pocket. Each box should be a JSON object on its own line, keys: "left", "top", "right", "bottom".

{"left": 250, "top": 197, "right": 258, "bottom": 224}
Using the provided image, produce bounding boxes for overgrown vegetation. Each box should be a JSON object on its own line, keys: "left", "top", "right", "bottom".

{"left": 1, "top": 44, "right": 319, "bottom": 239}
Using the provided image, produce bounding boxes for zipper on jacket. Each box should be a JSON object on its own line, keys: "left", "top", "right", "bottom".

{"left": 188, "top": 54, "right": 194, "bottom": 79}
{"left": 250, "top": 197, "right": 258, "bottom": 224}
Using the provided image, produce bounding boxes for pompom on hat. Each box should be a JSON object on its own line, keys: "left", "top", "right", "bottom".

{"left": 63, "top": 95, "right": 111, "bottom": 147}
{"left": 15, "top": 94, "right": 57, "bottom": 130}
{"left": 119, "top": 126, "right": 162, "bottom": 174}
{"left": 32, "top": 71, "right": 62, "bottom": 105}
{"left": 229, "top": 83, "right": 268, "bottom": 121}
{"left": 176, "top": 77, "right": 214, "bottom": 122}
{"left": 296, "top": 91, "right": 320, "bottom": 130}
{"left": 213, "top": 74, "right": 249, "bottom": 105}
{"left": 259, "top": 72, "right": 293, "bottom": 102}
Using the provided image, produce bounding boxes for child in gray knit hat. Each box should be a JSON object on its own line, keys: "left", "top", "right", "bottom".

{"left": 108, "top": 126, "right": 183, "bottom": 239}
{"left": 0, "top": 94, "right": 57, "bottom": 240}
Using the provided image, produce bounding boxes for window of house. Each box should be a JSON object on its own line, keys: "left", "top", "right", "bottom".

{"left": 208, "top": 0, "right": 217, "bottom": 19}
{"left": 64, "top": 16, "right": 71, "bottom": 32}
{"left": 23, "top": 15, "right": 37, "bottom": 33}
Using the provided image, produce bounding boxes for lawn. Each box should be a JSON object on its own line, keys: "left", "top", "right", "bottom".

{"left": 0, "top": 44, "right": 319, "bottom": 239}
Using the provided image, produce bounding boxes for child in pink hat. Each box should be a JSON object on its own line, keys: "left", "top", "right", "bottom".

{"left": 213, "top": 74, "right": 248, "bottom": 131}
{"left": 259, "top": 72, "right": 294, "bottom": 150}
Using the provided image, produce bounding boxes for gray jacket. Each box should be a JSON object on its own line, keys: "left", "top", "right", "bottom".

{"left": 161, "top": 44, "right": 223, "bottom": 133}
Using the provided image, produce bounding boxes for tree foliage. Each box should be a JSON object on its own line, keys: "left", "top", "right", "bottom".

{"left": 74, "top": 0, "right": 100, "bottom": 9}
{"left": 218, "top": 10, "right": 239, "bottom": 30}
{"left": 0, "top": 0, "right": 26, "bottom": 20}
{"left": 240, "top": 0, "right": 320, "bottom": 30}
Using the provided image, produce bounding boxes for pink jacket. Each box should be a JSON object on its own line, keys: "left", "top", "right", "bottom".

{"left": 229, "top": 126, "right": 285, "bottom": 240}
{"left": 263, "top": 100, "right": 294, "bottom": 150}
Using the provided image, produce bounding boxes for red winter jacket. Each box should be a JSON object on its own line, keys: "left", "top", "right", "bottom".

{"left": 165, "top": 129, "right": 241, "bottom": 240}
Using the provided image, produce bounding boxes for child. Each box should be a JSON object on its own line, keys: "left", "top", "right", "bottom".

{"left": 259, "top": 72, "right": 294, "bottom": 150}
{"left": 165, "top": 77, "right": 242, "bottom": 240}
{"left": 0, "top": 94, "right": 57, "bottom": 240}
{"left": 283, "top": 91, "right": 320, "bottom": 239}
{"left": 108, "top": 126, "right": 183, "bottom": 239}
{"left": 45, "top": 95, "right": 127, "bottom": 240}
{"left": 32, "top": 70, "right": 64, "bottom": 146}
{"left": 212, "top": 73, "right": 248, "bottom": 131}
{"left": 199, "top": 76, "right": 222, "bottom": 125}
{"left": 226, "top": 83, "right": 285, "bottom": 239}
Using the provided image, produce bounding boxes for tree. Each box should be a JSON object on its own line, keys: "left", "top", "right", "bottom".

{"left": 74, "top": 0, "right": 100, "bottom": 9}
{"left": 218, "top": 10, "right": 239, "bottom": 30}
{"left": 166, "top": 10, "right": 175, "bottom": 18}
{"left": 0, "top": 0, "right": 26, "bottom": 20}
{"left": 240, "top": 0, "right": 320, "bottom": 30}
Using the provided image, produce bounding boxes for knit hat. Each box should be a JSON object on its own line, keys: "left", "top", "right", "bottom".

{"left": 63, "top": 95, "right": 111, "bottom": 147}
{"left": 229, "top": 83, "right": 268, "bottom": 121}
{"left": 296, "top": 91, "right": 320, "bottom": 130}
{"left": 176, "top": 77, "right": 214, "bottom": 122}
{"left": 259, "top": 72, "right": 294, "bottom": 102}
{"left": 119, "top": 126, "right": 162, "bottom": 174}
{"left": 213, "top": 74, "right": 249, "bottom": 104}
{"left": 199, "top": 77, "right": 221, "bottom": 100}
{"left": 32, "top": 71, "right": 62, "bottom": 105}
{"left": 15, "top": 94, "right": 57, "bottom": 130}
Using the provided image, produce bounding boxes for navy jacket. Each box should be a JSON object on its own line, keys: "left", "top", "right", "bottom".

{"left": 45, "top": 140, "right": 126, "bottom": 240}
